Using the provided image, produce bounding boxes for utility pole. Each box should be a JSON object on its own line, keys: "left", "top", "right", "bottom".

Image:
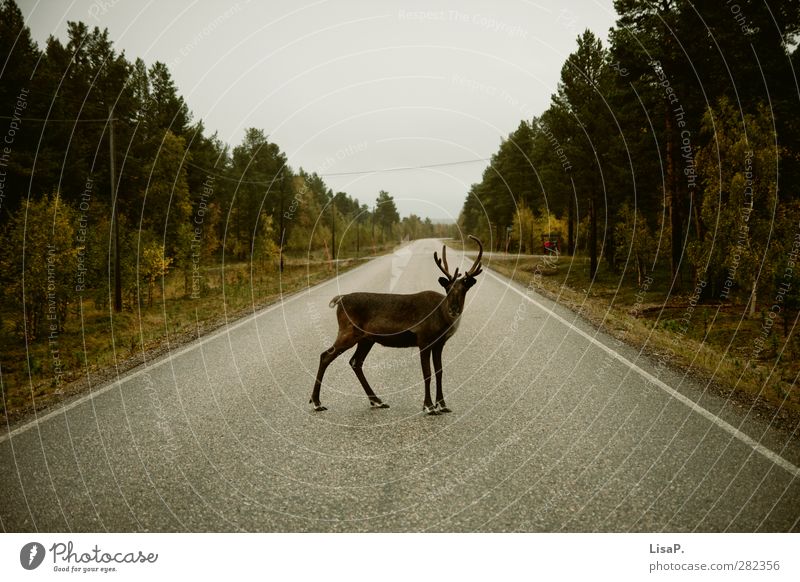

{"left": 356, "top": 213, "right": 360, "bottom": 258}
{"left": 330, "top": 195, "right": 336, "bottom": 262}
{"left": 109, "top": 105, "right": 121, "bottom": 312}
{"left": 589, "top": 195, "right": 598, "bottom": 279}
{"left": 278, "top": 172, "right": 284, "bottom": 272}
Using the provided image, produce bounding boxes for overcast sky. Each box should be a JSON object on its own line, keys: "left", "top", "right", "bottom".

{"left": 19, "top": 0, "right": 617, "bottom": 220}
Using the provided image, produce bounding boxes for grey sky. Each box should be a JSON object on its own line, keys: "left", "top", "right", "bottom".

{"left": 20, "top": 0, "right": 617, "bottom": 219}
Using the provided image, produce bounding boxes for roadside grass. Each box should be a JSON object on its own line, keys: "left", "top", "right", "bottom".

{"left": 0, "top": 244, "right": 395, "bottom": 426}
{"left": 454, "top": 239, "right": 800, "bottom": 418}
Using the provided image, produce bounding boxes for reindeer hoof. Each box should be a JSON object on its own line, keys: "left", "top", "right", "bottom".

{"left": 312, "top": 404, "right": 327, "bottom": 412}
{"left": 423, "top": 405, "right": 439, "bottom": 416}
{"left": 436, "top": 405, "right": 452, "bottom": 413}
{"left": 370, "top": 401, "right": 390, "bottom": 409}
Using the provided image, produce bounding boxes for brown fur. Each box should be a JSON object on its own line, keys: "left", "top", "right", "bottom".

{"left": 309, "top": 237, "right": 483, "bottom": 414}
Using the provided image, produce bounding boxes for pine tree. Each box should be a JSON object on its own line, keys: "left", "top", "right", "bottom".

{"left": 551, "top": 30, "right": 614, "bottom": 278}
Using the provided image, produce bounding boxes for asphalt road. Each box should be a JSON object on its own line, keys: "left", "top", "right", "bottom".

{"left": 1, "top": 239, "right": 799, "bottom": 532}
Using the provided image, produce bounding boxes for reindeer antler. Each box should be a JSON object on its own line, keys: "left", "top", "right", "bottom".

{"left": 465, "top": 235, "right": 483, "bottom": 278}
{"left": 434, "top": 245, "right": 460, "bottom": 282}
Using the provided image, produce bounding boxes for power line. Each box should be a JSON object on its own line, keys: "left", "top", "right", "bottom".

{"left": 182, "top": 157, "right": 491, "bottom": 186}
{"left": 182, "top": 159, "right": 276, "bottom": 185}
{"left": 319, "top": 158, "right": 490, "bottom": 176}
{"left": 0, "top": 114, "right": 489, "bottom": 182}
{"left": 0, "top": 115, "right": 117, "bottom": 122}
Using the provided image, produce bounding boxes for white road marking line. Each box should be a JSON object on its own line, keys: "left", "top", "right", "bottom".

{"left": 486, "top": 269, "right": 800, "bottom": 479}
{"left": 0, "top": 260, "right": 374, "bottom": 445}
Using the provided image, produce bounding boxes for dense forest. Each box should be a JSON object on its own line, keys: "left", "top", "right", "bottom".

{"left": 0, "top": 0, "right": 448, "bottom": 340}
{"left": 3, "top": 0, "right": 800, "bottom": 390}
{"left": 459, "top": 0, "right": 800, "bottom": 317}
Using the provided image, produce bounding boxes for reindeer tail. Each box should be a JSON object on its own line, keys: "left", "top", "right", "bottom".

{"left": 329, "top": 295, "right": 343, "bottom": 308}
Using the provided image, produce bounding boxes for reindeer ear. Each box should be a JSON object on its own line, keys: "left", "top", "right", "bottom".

{"left": 438, "top": 277, "right": 451, "bottom": 289}
{"left": 463, "top": 276, "right": 476, "bottom": 288}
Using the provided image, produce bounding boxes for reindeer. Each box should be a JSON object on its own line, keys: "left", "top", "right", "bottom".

{"left": 309, "top": 236, "right": 483, "bottom": 415}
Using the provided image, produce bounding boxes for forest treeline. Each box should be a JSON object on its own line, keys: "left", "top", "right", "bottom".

{"left": 459, "top": 0, "right": 800, "bottom": 317}
{"left": 0, "top": 0, "right": 446, "bottom": 340}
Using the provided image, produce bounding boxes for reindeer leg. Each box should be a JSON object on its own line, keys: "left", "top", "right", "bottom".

{"left": 349, "top": 340, "right": 388, "bottom": 408}
{"left": 420, "top": 346, "right": 438, "bottom": 415}
{"left": 432, "top": 344, "right": 451, "bottom": 413}
{"left": 310, "top": 333, "right": 356, "bottom": 411}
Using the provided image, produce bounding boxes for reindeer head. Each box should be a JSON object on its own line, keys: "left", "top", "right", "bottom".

{"left": 434, "top": 236, "right": 484, "bottom": 316}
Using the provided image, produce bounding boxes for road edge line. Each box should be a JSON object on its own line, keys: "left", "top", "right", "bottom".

{"left": 485, "top": 269, "right": 800, "bottom": 479}
{"left": 0, "top": 258, "right": 378, "bottom": 445}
